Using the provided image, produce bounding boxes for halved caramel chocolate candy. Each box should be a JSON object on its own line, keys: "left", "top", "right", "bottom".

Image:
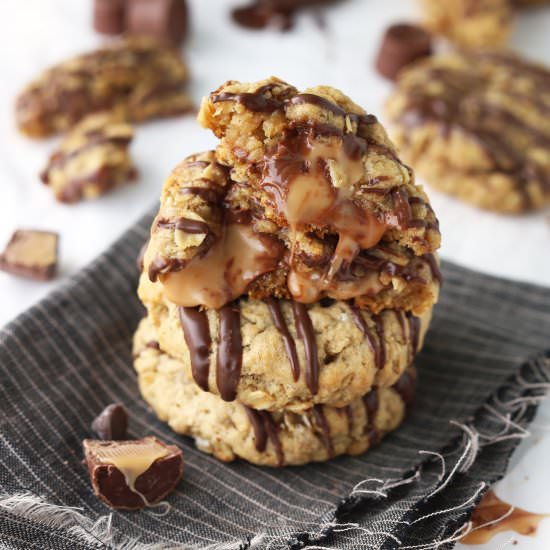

{"left": 0, "top": 230, "right": 58, "bottom": 281}
{"left": 83, "top": 437, "right": 184, "bottom": 510}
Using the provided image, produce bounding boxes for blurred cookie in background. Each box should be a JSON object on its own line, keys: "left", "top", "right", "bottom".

{"left": 420, "top": 0, "right": 550, "bottom": 49}
{"left": 386, "top": 50, "right": 550, "bottom": 213}
{"left": 16, "top": 37, "right": 192, "bottom": 138}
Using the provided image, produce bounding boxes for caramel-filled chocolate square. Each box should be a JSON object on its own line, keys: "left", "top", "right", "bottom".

{"left": 0, "top": 230, "right": 59, "bottom": 281}
{"left": 83, "top": 437, "right": 184, "bottom": 510}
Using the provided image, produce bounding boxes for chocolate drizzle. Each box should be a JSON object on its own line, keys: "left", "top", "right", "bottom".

{"left": 157, "top": 217, "right": 210, "bottom": 234}
{"left": 244, "top": 407, "right": 284, "bottom": 466}
{"left": 216, "top": 302, "right": 243, "bottom": 401}
{"left": 291, "top": 302, "right": 320, "bottom": 394}
{"left": 178, "top": 307, "right": 212, "bottom": 392}
{"left": 392, "top": 369, "right": 416, "bottom": 409}
{"left": 363, "top": 389, "right": 380, "bottom": 446}
{"left": 312, "top": 405, "right": 335, "bottom": 458}
{"left": 265, "top": 298, "right": 300, "bottom": 381}
{"left": 407, "top": 312, "right": 420, "bottom": 358}
{"left": 212, "top": 84, "right": 283, "bottom": 113}
{"left": 348, "top": 303, "right": 381, "bottom": 368}
{"left": 349, "top": 304, "right": 386, "bottom": 370}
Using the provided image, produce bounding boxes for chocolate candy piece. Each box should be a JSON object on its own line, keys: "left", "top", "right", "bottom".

{"left": 126, "top": 0, "right": 188, "bottom": 46}
{"left": 0, "top": 230, "right": 58, "bottom": 281}
{"left": 83, "top": 437, "right": 184, "bottom": 510}
{"left": 231, "top": 0, "right": 339, "bottom": 30}
{"left": 375, "top": 23, "right": 432, "bottom": 81}
{"left": 91, "top": 404, "right": 128, "bottom": 440}
{"left": 94, "top": 0, "right": 127, "bottom": 35}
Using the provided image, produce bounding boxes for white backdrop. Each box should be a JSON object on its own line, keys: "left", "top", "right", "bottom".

{"left": 0, "top": 1, "right": 549, "bottom": 548}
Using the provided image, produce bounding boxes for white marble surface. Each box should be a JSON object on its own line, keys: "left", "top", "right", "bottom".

{"left": 0, "top": 1, "right": 549, "bottom": 548}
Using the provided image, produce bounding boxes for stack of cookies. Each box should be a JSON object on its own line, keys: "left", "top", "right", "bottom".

{"left": 133, "top": 77, "right": 441, "bottom": 467}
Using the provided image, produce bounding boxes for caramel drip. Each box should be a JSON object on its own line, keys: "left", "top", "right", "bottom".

{"left": 392, "top": 369, "right": 416, "bottom": 409}
{"left": 363, "top": 389, "right": 380, "bottom": 446}
{"left": 312, "top": 405, "right": 335, "bottom": 458}
{"left": 161, "top": 221, "right": 283, "bottom": 309}
{"left": 262, "top": 124, "right": 387, "bottom": 303}
{"left": 95, "top": 440, "right": 169, "bottom": 506}
{"left": 265, "top": 298, "right": 300, "bottom": 381}
{"left": 460, "top": 490, "right": 548, "bottom": 544}
{"left": 216, "top": 302, "right": 243, "bottom": 401}
{"left": 178, "top": 306, "right": 212, "bottom": 392}
{"left": 244, "top": 407, "right": 284, "bottom": 466}
{"left": 291, "top": 302, "right": 320, "bottom": 395}
{"left": 211, "top": 87, "right": 394, "bottom": 304}
{"left": 347, "top": 303, "right": 381, "bottom": 368}
{"left": 157, "top": 217, "right": 210, "bottom": 234}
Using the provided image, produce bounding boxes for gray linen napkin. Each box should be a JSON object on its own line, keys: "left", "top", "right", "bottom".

{"left": 0, "top": 212, "right": 549, "bottom": 550}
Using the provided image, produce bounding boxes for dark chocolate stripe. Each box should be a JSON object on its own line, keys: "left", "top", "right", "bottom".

{"left": 363, "top": 389, "right": 380, "bottom": 446}
{"left": 180, "top": 186, "right": 225, "bottom": 204}
{"left": 312, "top": 405, "right": 335, "bottom": 458}
{"left": 47, "top": 134, "right": 132, "bottom": 170}
{"left": 345, "top": 405, "right": 354, "bottom": 434}
{"left": 156, "top": 217, "right": 210, "bottom": 234}
{"left": 182, "top": 160, "right": 210, "bottom": 168}
{"left": 265, "top": 298, "right": 300, "bottom": 381}
{"left": 263, "top": 413, "right": 284, "bottom": 466}
{"left": 216, "top": 302, "right": 243, "bottom": 401}
{"left": 244, "top": 407, "right": 284, "bottom": 466}
{"left": 372, "top": 314, "right": 386, "bottom": 370}
{"left": 392, "top": 370, "right": 416, "bottom": 409}
{"left": 145, "top": 340, "right": 160, "bottom": 350}
{"left": 290, "top": 93, "right": 347, "bottom": 116}
{"left": 422, "top": 253, "right": 442, "bottom": 284}
{"left": 178, "top": 306, "right": 212, "bottom": 392}
{"left": 391, "top": 187, "right": 412, "bottom": 229}
{"left": 212, "top": 84, "right": 283, "bottom": 113}
{"left": 245, "top": 407, "right": 268, "bottom": 452}
{"left": 407, "top": 312, "right": 420, "bottom": 357}
{"left": 291, "top": 302, "right": 319, "bottom": 395}
{"left": 348, "top": 303, "right": 382, "bottom": 369}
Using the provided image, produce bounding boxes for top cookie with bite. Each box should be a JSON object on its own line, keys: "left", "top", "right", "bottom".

{"left": 143, "top": 77, "right": 441, "bottom": 313}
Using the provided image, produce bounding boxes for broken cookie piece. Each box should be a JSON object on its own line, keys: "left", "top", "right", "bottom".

{"left": 0, "top": 230, "right": 58, "bottom": 281}
{"left": 83, "top": 437, "right": 184, "bottom": 510}
{"left": 40, "top": 112, "right": 136, "bottom": 203}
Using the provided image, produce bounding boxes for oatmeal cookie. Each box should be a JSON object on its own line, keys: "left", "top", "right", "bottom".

{"left": 421, "top": 0, "right": 550, "bottom": 49}
{"left": 142, "top": 146, "right": 440, "bottom": 313}
{"left": 40, "top": 112, "right": 136, "bottom": 203}
{"left": 134, "top": 316, "right": 415, "bottom": 466}
{"left": 16, "top": 37, "right": 192, "bottom": 138}
{"left": 386, "top": 51, "right": 550, "bottom": 213}
{"left": 138, "top": 273, "right": 431, "bottom": 412}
